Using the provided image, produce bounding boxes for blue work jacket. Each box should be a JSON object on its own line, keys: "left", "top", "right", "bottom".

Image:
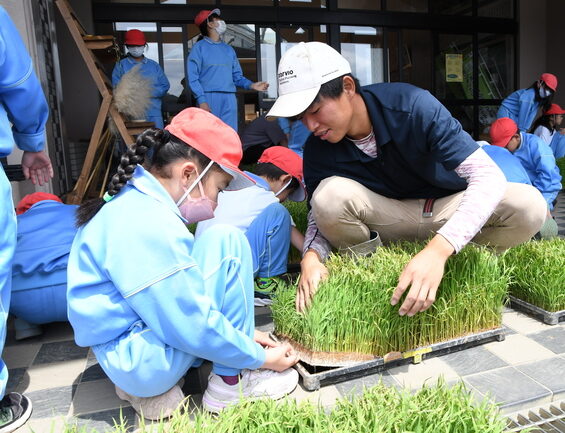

{"left": 497, "top": 88, "right": 540, "bottom": 132}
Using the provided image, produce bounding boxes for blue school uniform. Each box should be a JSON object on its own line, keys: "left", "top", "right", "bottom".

{"left": 112, "top": 56, "right": 170, "bottom": 129}
{"left": 482, "top": 145, "right": 532, "bottom": 185}
{"left": 497, "top": 88, "right": 540, "bottom": 132}
{"left": 277, "top": 118, "right": 311, "bottom": 158}
{"left": 513, "top": 132, "right": 562, "bottom": 209}
{"left": 549, "top": 131, "right": 565, "bottom": 159}
{"left": 67, "top": 166, "right": 264, "bottom": 397}
{"left": 187, "top": 37, "right": 252, "bottom": 131}
{"left": 11, "top": 201, "right": 78, "bottom": 325}
{"left": 0, "top": 6, "right": 49, "bottom": 398}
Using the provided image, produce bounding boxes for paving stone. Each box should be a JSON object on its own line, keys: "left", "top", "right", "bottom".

{"left": 441, "top": 345, "right": 508, "bottom": 376}
{"left": 516, "top": 357, "right": 565, "bottom": 399}
{"left": 387, "top": 357, "right": 458, "bottom": 391}
{"left": 336, "top": 371, "right": 400, "bottom": 397}
{"left": 72, "top": 378, "right": 129, "bottom": 415}
{"left": 290, "top": 383, "right": 341, "bottom": 409}
{"left": 71, "top": 406, "right": 137, "bottom": 431}
{"left": 528, "top": 326, "right": 565, "bottom": 354}
{"left": 33, "top": 340, "right": 89, "bottom": 365}
{"left": 26, "top": 358, "right": 86, "bottom": 392}
{"left": 6, "top": 367, "right": 27, "bottom": 394}
{"left": 2, "top": 342, "right": 41, "bottom": 369}
{"left": 26, "top": 384, "right": 76, "bottom": 419}
{"left": 502, "top": 311, "right": 555, "bottom": 335}
{"left": 81, "top": 361, "right": 108, "bottom": 383}
{"left": 483, "top": 334, "right": 555, "bottom": 365}
{"left": 465, "top": 367, "right": 552, "bottom": 413}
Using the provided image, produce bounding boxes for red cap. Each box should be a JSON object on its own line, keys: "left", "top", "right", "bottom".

{"left": 258, "top": 146, "right": 306, "bottom": 201}
{"left": 165, "top": 108, "right": 254, "bottom": 191}
{"left": 545, "top": 103, "right": 565, "bottom": 115}
{"left": 194, "top": 8, "right": 220, "bottom": 27}
{"left": 540, "top": 73, "right": 558, "bottom": 91}
{"left": 124, "top": 29, "right": 146, "bottom": 46}
{"left": 489, "top": 117, "right": 518, "bottom": 147}
{"left": 16, "top": 192, "right": 62, "bottom": 215}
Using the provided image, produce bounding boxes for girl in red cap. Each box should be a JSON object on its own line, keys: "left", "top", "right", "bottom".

{"left": 67, "top": 108, "right": 298, "bottom": 419}
{"left": 531, "top": 103, "right": 565, "bottom": 145}
{"left": 497, "top": 73, "right": 558, "bottom": 132}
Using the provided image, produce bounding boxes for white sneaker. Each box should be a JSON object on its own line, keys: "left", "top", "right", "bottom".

{"left": 115, "top": 383, "right": 185, "bottom": 421}
{"left": 202, "top": 368, "right": 299, "bottom": 413}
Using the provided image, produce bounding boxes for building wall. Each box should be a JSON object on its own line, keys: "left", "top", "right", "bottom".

{"left": 518, "top": 0, "right": 546, "bottom": 89}
{"left": 546, "top": 0, "right": 565, "bottom": 107}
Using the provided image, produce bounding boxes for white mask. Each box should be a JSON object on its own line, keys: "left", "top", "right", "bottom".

{"left": 539, "top": 87, "right": 552, "bottom": 99}
{"left": 215, "top": 20, "right": 227, "bottom": 36}
{"left": 127, "top": 46, "right": 145, "bottom": 58}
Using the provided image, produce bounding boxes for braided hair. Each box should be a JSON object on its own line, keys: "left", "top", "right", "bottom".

{"left": 76, "top": 128, "right": 213, "bottom": 227}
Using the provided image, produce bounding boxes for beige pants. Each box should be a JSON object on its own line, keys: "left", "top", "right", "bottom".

{"left": 311, "top": 176, "right": 547, "bottom": 252}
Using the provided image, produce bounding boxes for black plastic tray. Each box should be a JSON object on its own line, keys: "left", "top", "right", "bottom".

{"left": 293, "top": 327, "right": 506, "bottom": 391}
{"left": 509, "top": 295, "right": 565, "bottom": 325}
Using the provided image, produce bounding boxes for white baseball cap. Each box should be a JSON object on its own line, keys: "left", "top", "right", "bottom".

{"left": 266, "top": 42, "right": 352, "bottom": 119}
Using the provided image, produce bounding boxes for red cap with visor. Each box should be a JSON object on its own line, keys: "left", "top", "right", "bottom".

{"left": 194, "top": 9, "right": 220, "bottom": 26}
{"left": 165, "top": 108, "right": 254, "bottom": 191}
{"left": 489, "top": 117, "right": 518, "bottom": 148}
{"left": 545, "top": 103, "right": 565, "bottom": 115}
{"left": 540, "top": 73, "right": 558, "bottom": 92}
{"left": 124, "top": 29, "right": 146, "bottom": 46}
{"left": 258, "top": 146, "right": 306, "bottom": 201}
{"left": 16, "top": 192, "right": 62, "bottom": 215}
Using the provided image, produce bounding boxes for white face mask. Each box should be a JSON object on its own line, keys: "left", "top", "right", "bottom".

{"left": 539, "top": 87, "right": 552, "bottom": 99}
{"left": 215, "top": 20, "right": 227, "bottom": 36}
{"left": 127, "top": 46, "right": 145, "bottom": 58}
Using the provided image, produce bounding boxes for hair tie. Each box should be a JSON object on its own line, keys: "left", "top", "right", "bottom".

{"left": 103, "top": 192, "right": 114, "bottom": 203}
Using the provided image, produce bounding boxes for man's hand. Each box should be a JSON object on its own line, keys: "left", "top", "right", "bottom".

{"left": 250, "top": 81, "right": 269, "bottom": 92}
{"left": 296, "top": 250, "right": 328, "bottom": 312}
{"left": 390, "top": 235, "right": 454, "bottom": 316}
{"left": 199, "top": 102, "right": 211, "bottom": 112}
{"left": 21, "top": 151, "right": 53, "bottom": 186}
{"left": 254, "top": 330, "right": 279, "bottom": 349}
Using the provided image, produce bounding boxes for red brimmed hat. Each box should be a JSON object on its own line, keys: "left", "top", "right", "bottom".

{"left": 540, "top": 73, "right": 558, "bottom": 92}
{"left": 16, "top": 192, "right": 62, "bottom": 215}
{"left": 258, "top": 146, "right": 306, "bottom": 201}
{"left": 545, "top": 103, "right": 565, "bottom": 115}
{"left": 124, "top": 29, "right": 146, "bottom": 46}
{"left": 489, "top": 117, "right": 518, "bottom": 148}
{"left": 194, "top": 9, "right": 220, "bottom": 27}
{"left": 165, "top": 108, "right": 254, "bottom": 191}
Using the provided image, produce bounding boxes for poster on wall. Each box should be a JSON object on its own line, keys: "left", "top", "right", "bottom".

{"left": 445, "top": 54, "right": 463, "bottom": 82}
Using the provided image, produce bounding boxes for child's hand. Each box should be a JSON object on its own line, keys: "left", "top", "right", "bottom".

{"left": 254, "top": 330, "right": 279, "bottom": 348}
{"left": 261, "top": 343, "right": 299, "bottom": 372}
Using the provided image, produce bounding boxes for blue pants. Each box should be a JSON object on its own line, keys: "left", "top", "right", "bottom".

{"left": 245, "top": 202, "right": 291, "bottom": 279}
{"left": 92, "top": 225, "right": 255, "bottom": 397}
{"left": 206, "top": 92, "right": 238, "bottom": 132}
{"left": 10, "top": 283, "right": 67, "bottom": 324}
{"left": 0, "top": 167, "right": 16, "bottom": 398}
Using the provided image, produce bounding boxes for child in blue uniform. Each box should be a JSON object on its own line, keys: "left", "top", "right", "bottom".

{"left": 478, "top": 141, "right": 532, "bottom": 185}
{"left": 0, "top": 6, "right": 53, "bottom": 431}
{"left": 67, "top": 108, "right": 298, "bottom": 420}
{"left": 11, "top": 193, "right": 77, "bottom": 341}
{"left": 187, "top": 9, "right": 268, "bottom": 131}
{"left": 497, "top": 73, "right": 557, "bottom": 132}
{"left": 531, "top": 103, "right": 565, "bottom": 145}
{"left": 196, "top": 146, "right": 306, "bottom": 305}
{"left": 112, "top": 29, "right": 170, "bottom": 129}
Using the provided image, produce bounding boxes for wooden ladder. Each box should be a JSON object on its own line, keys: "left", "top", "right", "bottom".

{"left": 55, "top": 0, "right": 151, "bottom": 204}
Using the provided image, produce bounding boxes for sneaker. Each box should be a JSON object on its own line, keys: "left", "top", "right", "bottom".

{"left": 14, "top": 318, "right": 42, "bottom": 341}
{"left": 254, "top": 277, "right": 281, "bottom": 306}
{"left": 202, "top": 368, "right": 298, "bottom": 413}
{"left": 115, "top": 383, "right": 185, "bottom": 421}
{"left": 0, "top": 393, "right": 32, "bottom": 433}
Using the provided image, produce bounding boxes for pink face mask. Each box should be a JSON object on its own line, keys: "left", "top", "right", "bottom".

{"left": 176, "top": 161, "right": 217, "bottom": 224}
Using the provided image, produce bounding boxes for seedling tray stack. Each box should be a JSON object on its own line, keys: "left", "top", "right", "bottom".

{"left": 272, "top": 243, "right": 508, "bottom": 390}
{"left": 503, "top": 239, "right": 565, "bottom": 325}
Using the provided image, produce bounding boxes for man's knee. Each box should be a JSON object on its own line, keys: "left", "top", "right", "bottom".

{"left": 502, "top": 183, "right": 547, "bottom": 231}
{"left": 311, "top": 176, "right": 354, "bottom": 227}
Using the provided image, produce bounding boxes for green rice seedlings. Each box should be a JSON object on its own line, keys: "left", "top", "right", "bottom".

{"left": 556, "top": 157, "right": 565, "bottom": 180}
{"left": 271, "top": 242, "right": 508, "bottom": 356}
{"left": 282, "top": 200, "right": 309, "bottom": 263}
{"left": 503, "top": 239, "right": 565, "bottom": 312}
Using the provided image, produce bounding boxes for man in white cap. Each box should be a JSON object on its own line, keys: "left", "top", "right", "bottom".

{"left": 267, "top": 42, "right": 547, "bottom": 316}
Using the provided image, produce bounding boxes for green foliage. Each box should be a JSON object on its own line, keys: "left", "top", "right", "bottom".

{"left": 283, "top": 200, "right": 309, "bottom": 264}
{"left": 556, "top": 157, "right": 565, "bottom": 180}
{"left": 62, "top": 381, "right": 508, "bottom": 433}
{"left": 503, "top": 239, "right": 565, "bottom": 312}
{"left": 272, "top": 243, "right": 508, "bottom": 355}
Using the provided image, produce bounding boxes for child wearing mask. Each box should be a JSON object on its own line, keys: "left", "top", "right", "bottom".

{"left": 196, "top": 146, "right": 306, "bottom": 305}
{"left": 66, "top": 108, "right": 298, "bottom": 420}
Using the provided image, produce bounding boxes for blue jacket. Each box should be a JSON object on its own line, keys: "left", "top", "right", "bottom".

{"left": 549, "top": 131, "right": 565, "bottom": 159}
{"left": 482, "top": 144, "right": 532, "bottom": 185}
{"left": 278, "top": 118, "right": 311, "bottom": 158}
{"left": 514, "top": 132, "right": 562, "bottom": 209}
{"left": 0, "top": 6, "right": 48, "bottom": 158}
{"left": 112, "top": 56, "right": 170, "bottom": 120}
{"left": 12, "top": 201, "right": 78, "bottom": 292}
{"left": 497, "top": 88, "right": 540, "bottom": 132}
{"left": 187, "top": 37, "right": 252, "bottom": 105}
{"left": 304, "top": 83, "right": 477, "bottom": 201}
{"left": 67, "top": 166, "right": 264, "bottom": 370}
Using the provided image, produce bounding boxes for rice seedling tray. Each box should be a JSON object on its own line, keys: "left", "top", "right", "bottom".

{"left": 508, "top": 295, "right": 565, "bottom": 325}
{"left": 289, "top": 327, "right": 505, "bottom": 391}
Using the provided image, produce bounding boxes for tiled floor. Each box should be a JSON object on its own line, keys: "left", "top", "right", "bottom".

{"left": 5, "top": 306, "right": 565, "bottom": 433}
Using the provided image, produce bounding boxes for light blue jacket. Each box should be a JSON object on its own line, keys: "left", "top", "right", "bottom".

{"left": 277, "top": 118, "right": 311, "bottom": 158}
{"left": 12, "top": 201, "right": 77, "bottom": 292}
{"left": 0, "top": 6, "right": 48, "bottom": 157}
{"left": 112, "top": 56, "right": 170, "bottom": 121}
{"left": 482, "top": 145, "right": 532, "bottom": 185}
{"left": 67, "top": 166, "right": 265, "bottom": 370}
{"left": 514, "top": 132, "right": 562, "bottom": 209}
{"left": 187, "top": 37, "right": 252, "bottom": 105}
{"left": 549, "top": 131, "right": 565, "bottom": 159}
{"left": 497, "top": 88, "right": 540, "bottom": 132}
